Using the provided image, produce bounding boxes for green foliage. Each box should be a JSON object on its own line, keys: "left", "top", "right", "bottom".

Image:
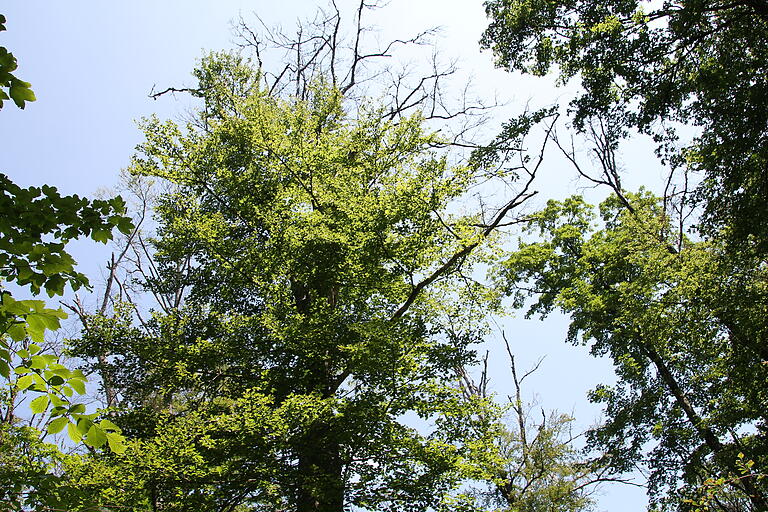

{"left": 498, "top": 192, "right": 768, "bottom": 509}
{"left": 0, "top": 173, "right": 133, "bottom": 296}
{"left": 58, "top": 53, "right": 515, "bottom": 511}
{"left": 682, "top": 453, "right": 766, "bottom": 511}
{"left": 0, "top": 175, "right": 133, "bottom": 452}
{"left": 0, "top": 13, "right": 134, "bottom": 462}
{"left": 482, "top": 0, "right": 768, "bottom": 250}
{"left": 0, "top": 293, "right": 129, "bottom": 452}
{"left": 0, "top": 417, "right": 124, "bottom": 511}
{"left": 483, "top": 1, "right": 768, "bottom": 507}
{"left": 0, "top": 14, "right": 35, "bottom": 110}
{"left": 0, "top": 422, "right": 69, "bottom": 511}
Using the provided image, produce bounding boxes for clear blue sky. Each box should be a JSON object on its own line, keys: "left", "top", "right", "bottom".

{"left": 1, "top": 2, "right": 650, "bottom": 509}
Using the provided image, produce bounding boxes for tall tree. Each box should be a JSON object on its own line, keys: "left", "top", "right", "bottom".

{"left": 481, "top": 1, "right": 768, "bottom": 509}
{"left": 61, "top": 42, "right": 542, "bottom": 510}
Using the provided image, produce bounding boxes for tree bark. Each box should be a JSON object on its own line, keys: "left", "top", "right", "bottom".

{"left": 296, "top": 421, "right": 344, "bottom": 512}
{"left": 290, "top": 279, "right": 345, "bottom": 512}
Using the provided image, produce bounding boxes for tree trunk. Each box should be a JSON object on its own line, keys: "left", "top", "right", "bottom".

{"left": 290, "top": 278, "right": 345, "bottom": 512}
{"left": 296, "top": 421, "right": 344, "bottom": 512}
{"left": 642, "top": 343, "right": 768, "bottom": 510}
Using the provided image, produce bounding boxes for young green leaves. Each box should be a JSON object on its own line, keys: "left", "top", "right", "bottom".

{"left": 1, "top": 295, "right": 126, "bottom": 453}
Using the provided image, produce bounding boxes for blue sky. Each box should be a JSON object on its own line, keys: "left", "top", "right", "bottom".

{"left": 1, "top": 2, "right": 651, "bottom": 509}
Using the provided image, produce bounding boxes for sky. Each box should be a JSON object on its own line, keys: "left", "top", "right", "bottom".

{"left": 0, "top": 2, "right": 653, "bottom": 509}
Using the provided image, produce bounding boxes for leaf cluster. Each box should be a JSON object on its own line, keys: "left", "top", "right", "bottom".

{"left": 0, "top": 14, "right": 35, "bottom": 110}
{"left": 482, "top": 0, "right": 768, "bottom": 250}
{"left": 498, "top": 192, "right": 768, "bottom": 508}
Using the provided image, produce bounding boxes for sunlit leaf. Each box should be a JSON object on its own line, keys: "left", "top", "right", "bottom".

{"left": 29, "top": 394, "right": 49, "bottom": 414}
{"left": 47, "top": 416, "right": 69, "bottom": 434}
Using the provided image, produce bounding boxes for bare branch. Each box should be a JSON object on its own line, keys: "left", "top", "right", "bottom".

{"left": 149, "top": 85, "right": 204, "bottom": 100}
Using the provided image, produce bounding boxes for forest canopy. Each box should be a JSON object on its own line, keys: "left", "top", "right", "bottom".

{"left": 1, "top": 1, "right": 767, "bottom": 511}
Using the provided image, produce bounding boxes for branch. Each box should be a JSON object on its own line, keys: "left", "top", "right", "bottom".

{"left": 149, "top": 85, "right": 204, "bottom": 100}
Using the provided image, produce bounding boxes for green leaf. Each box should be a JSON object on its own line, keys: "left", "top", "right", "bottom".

{"left": 76, "top": 417, "right": 93, "bottom": 436}
{"left": 25, "top": 320, "right": 45, "bottom": 343}
{"left": 40, "top": 313, "right": 62, "bottom": 330}
{"left": 16, "top": 374, "right": 34, "bottom": 389}
{"left": 4, "top": 300, "right": 30, "bottom": 316}
{"left": 41, "top": 353, "right": 58, "bottom": 364}
{"left": 47, "top": 416, "right": 69, "bottom": 434}
{"left": 44, "top": 275, "right": 66, "bottom": 297}
{"left": 117, "top": 216, "right": 135, "bottom": 235}
{"left": 29, "top": 355, "right": 47, "bottom": 369}
{"left": 106, "top": 431, "right": 127, "bottom": 454}
{"left": 85, "top": 424, "right": 107, "bottom": 448}
{"left": 32, "top": 373, "right": 46, "bottom": 388}
{"left": 28, "top": 343, "right": 42, "bottom": 355}
{"left": 69, "top": 378, "right": 86, "bottom": 395}
{"left": 68, "top": 403, "right": 86, "bottom": 414}
{"left": 50, "top": 365, "right": 71, "bottom": 378}
{"left": 9, "top": 81, "right": 35, "bottom": 108}
{"left": 99, "top": 418, "right": 121, "bottom": 432}
{"left": 49, "top": 394, "right": 66, "bottom": 407}
{"left": 0, "top": 360, "right": 8, "bottom": 379}
{"left": 67, "top": 421, "right": 82, "bottom": 444}
{"left": 26, "top": 313, "right": 46, "bottom": 332}
{"left": 48, "top": 375, "right": 65, "bottom": 386}
{"left": 44, "top": 308, "right": 68, "bottom": 320}
{"left": 91, "top": 229, "right": 111, "bottom": 243}
{"left": 6, "top": 323, "right": 26, "bottom": 341}
{"left": 29, "top": 394, "right": 49, "bottom": 414}
{"left": 50, "top": 406, "right": 67, "bottom": 417}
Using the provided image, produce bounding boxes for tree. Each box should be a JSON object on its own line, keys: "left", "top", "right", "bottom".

{"left": 481, "top": 0, "right": 768, "bottom": 251}
{"left": 497, "top": 192, "right": 768, "bottom": 510}
{"left": 458, "top": 348, "right": 618, "bottom": 512}
{"left": 481, "top": 1, "right": 768, "bottom": 509}
{"left": 56, "top": 38, "right": 544, "bottom": 509}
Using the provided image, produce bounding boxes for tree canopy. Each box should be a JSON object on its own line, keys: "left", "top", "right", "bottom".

{"left": 482, "top": 0, "right": 768, "bottom": 250}
{"left": 482, "top": 0, "right": 768, "bottom": 508}
{"left": 53, "top": 49, "right": 542, "bottom": 510}
{"left": 2, "top": 2, "right": 767, "bottom": 511}
{"left": 498, "top": 192, "right": 768, "bottom": 509}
